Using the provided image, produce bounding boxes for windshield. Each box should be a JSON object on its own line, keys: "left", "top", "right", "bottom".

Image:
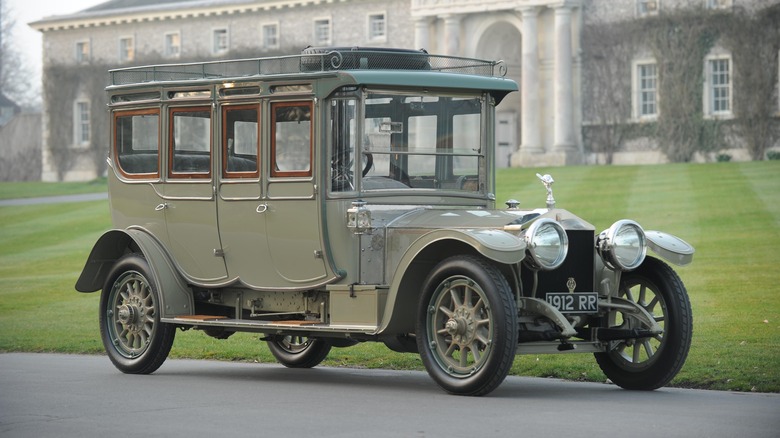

{"left": 330, "top": 90, "right": 486, "bottom": 194}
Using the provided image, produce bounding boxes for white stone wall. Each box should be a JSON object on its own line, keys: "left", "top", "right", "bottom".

{"left": 40, "top": 0, "right": 412, "bottom": 68}
{"left": 584, "top": 0, "right": 775, "bottom": 24}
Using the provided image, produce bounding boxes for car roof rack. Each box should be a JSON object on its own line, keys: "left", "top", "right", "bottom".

{"left": 109, "top": 47, "right": 507, "bottom": 86}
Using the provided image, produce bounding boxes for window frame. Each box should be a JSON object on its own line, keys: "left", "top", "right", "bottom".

{"left": 168, "top": 106, "right": 213, "bottom": 179}
{"left": 261, "top": 22, "right": 280, "bottom": 50}
{"left": 632, "top": 59, "right": 659, "bottom": 120}
{"left": 222, "top": 104, "right": 260, "bottom": 179}
{"left": 705, "top": 0, "right": 732, "bottom": 10}
{"left": 118, "top": 36, "right": 135, "bottom": 63}
{"left": 164, "top": 31, "right": 181, "bottom": 58}
{"left": 74, "top": 100, "right": 91, "bottom": 148}
{"left": 367, "top": 12, "right": 387, "bottom": 42}
{"left": 270, "top": 100, "right": 313, "bottom": 178}
{"left": 113, "top": 108, "right": 161, "bottom": 180}
{"left": 704, "top": 54, "right": 733, "bottom": 118}
{"left": 313, "top": 18, "right": 332, "bottom": 46}
{"left": 637, "top": 0, "right": 660, "bottom": 17}
{"left": 212, "top": 28, "right": 230, "bottom": 56}
{"left": 75, "top": 40, "right": 90, "bottom": 64}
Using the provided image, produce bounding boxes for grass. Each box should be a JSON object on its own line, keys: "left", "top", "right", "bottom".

{"left": 0, "top": 178, "right": 107, "bottom": 200}
{"left": 1, "top": 162, "right": 778, "bottom": 392}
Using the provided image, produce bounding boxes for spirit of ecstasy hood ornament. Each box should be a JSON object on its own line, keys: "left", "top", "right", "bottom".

{"left": 536, "top": 173, "right": 555, "bottom": 209}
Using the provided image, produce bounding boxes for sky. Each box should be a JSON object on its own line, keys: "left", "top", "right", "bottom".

{"left": 7, "top": 0, "right": 103, "bottom": 93}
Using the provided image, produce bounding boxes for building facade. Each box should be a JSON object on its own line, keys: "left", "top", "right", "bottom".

{"left": 30, "top": 0, "right": 780, "bottom": 181}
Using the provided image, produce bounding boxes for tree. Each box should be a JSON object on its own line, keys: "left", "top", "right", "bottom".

{"left": 581, "top": 23, "right": 637, "bottom": 164}
{"left": 723, "top": 5, "right": 780, "bottom": 160}
{"left": 644, "top": 11, "right": 723, "bottom": 163}
{"left": 0, "top": 0, "right": 37, "bottom": 109}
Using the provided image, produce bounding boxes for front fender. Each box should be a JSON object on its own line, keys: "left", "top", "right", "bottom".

{"left": 75, "top": 228, "right": 193, "bottom": 317}
{"left": 378, "top": 228, "right": 525, "bottom": 334}
{"left": 645, "top": 230, "right": 695, "bottom": 266}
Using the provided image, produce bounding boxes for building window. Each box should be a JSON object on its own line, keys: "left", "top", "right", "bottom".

{"left": 74, "top": 101, "right": 90, "bottom": 146}
{"left": 705, "top": 56, "right": 732, "bottom": 116}
{"left": 165, "top": 32, "right": 181, "bottom": 58}
{"left": 314, "top": 19, "right": 331, "bottom": 46}
{"left": 368, "top": 13, "right": 387, "bottom": 42}
{"left": 119, "top": 37, "right": 134, "bottom": 62}
{"left": 634, "top": 61, "right": 658, "bottom": 119}
{"left": 262, "top": 23, "right": 279, "bottom": 50}
{"left": 706, "top": 0, "right": 732, "bottom": 9}
{"left": 213, "top": 28, "right": 229, "bottom": 55}
{"left": 76, "top": 40, "right": 90, "bottom": 63}
{"left": 637, "top": 0, "right": 659, "bottom": 17}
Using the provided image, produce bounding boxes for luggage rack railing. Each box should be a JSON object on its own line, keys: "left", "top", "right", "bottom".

{"left": 109, "top": 49, "right": 507, "bottom": 86}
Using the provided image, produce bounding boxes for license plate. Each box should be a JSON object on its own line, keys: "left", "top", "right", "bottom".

{"left": 546, "top": 292, "right": 599, "bottom": 314}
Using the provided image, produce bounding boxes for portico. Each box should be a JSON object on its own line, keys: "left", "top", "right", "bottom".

{"left": 411, "top": 0, "right": 584, "bottom": 167}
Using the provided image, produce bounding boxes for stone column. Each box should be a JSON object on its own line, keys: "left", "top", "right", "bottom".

{"left": 519, "top": 6, "right": 542, "bottom": 155}
{"left": 553, "top": 4, "right": 575, "bottom": 152}
{"left": 441, "top": 14, "right": 461, "bottom": 56}
{"left": 414, "top": 17, "right": 432, "bottom": 51}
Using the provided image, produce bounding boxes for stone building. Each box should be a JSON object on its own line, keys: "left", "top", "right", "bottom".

{"left": 29, "top": 0, "right": 780, "bottom": 181}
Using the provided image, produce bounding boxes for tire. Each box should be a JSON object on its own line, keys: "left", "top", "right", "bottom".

{"left": 595, "top": 257, "right": 692, "bottom": 390}
{"left": 416, "top": 255, "right": 518, "bottom": 396}
{"left": 266, "top": 336, "right": 332, "bottom": 368}
{"left": 99, "top": 254, "right": 175, "bottom": 374}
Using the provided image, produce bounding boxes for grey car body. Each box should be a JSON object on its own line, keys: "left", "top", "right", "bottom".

{"left": 76, "top": 48, "right": 694, "bottom": 396}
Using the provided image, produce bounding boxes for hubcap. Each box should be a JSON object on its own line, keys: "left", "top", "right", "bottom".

{"left": 428, "top": 276, "right": 493, "bottom": 377}
{"left": 610, "top": 280, "right": 667, "bottom": 368}
{"left": 107, "top": 271, "right": 157, "bottom": 358}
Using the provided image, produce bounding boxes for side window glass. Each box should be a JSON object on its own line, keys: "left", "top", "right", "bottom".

{"left": 223, "top": 105, "right": 259, "bottom": 178}
{"left": 329, "top": 98, "right": 357, "bottom": 192}
{"left": 170, "top": 107, "right": 211, "bottom": 178}
{"left": 115, "top": 109, "right": 159, "bottom": 177}
{"left": 271, "top": 101, "right": 312, "bottom": 177}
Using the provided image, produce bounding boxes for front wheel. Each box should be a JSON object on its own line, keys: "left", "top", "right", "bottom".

{"left": 100, "top": 254, "right": 175, "bottom": 374}
{"left": 266, "top": 336, "right": 332, "bottom": 368}
{"left": 595, "top": 257, "right": 692, "bottom": 390}
{"left": 416, "top": 255, "right": 518, "bottom": 396}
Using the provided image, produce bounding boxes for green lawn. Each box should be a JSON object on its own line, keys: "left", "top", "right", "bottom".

{"left": 0, "top": 178, "right": 107, "bottom": 200}
{"left": 1, "top": 162, "right": 778, "bottom": 392}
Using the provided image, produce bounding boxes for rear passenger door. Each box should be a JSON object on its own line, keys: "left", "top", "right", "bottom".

{"left": 215, "top": 101, "right": 279, "bottom": 287}
{"left": 161, "top": 102, "right": 227, "bottom": 282}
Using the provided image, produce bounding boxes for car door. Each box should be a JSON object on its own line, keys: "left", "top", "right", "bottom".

{"left": 161, "top": 103, "right": 228, "bottom": 282}
{"left": 215, "top": 101, "right": 279, "bottom": 288}
{"left": 263, "top": 99, "right": 329, "bottom": 285}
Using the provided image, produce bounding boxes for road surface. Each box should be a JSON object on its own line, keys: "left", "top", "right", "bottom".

{"left": 1, "top": 353, "right": 778, "bottom": 437}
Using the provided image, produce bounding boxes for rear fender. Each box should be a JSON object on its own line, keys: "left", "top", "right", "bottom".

{"left": 75, "top": 229, "right": 193, "bottom": 317}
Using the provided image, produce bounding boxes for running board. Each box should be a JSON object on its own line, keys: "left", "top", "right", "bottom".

{"left": 162, "top": 316, "right": 379, "bottom": 335}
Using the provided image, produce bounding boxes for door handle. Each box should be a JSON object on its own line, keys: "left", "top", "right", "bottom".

{"left": 256, "top": 203, "right": 268, "bottom": 213}
{"left": 155, "top": 203, "right": 168, "bottom": 211}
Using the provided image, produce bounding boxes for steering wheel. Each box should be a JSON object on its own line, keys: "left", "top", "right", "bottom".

{"left": 332, "top": 153, "right": 374, "bottom": 191}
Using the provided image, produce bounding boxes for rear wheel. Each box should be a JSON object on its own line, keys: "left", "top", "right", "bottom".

{"left": 267, "top": 336, "right": 332, "bottom": 368}
{"left": 416, "top": 255, "right": 518, "bottom": 396}
{"left": 595, "top": 257, "right": 692, "bottom": 390}
{"left": 100, "top": 254, "right": 175, "bottom": 374}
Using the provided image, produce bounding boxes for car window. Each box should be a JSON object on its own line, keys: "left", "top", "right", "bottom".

{"left": 114, "top": 109, "right": 160, "bottom": 178}
{"left": 271, "top": 101, "right": 312, "bottom": 177}
{"left": 169, "top": 107, "right": 211, "bottom": 178}
{"left": 223, "top": 105, "right": 259, "bottom": 178}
